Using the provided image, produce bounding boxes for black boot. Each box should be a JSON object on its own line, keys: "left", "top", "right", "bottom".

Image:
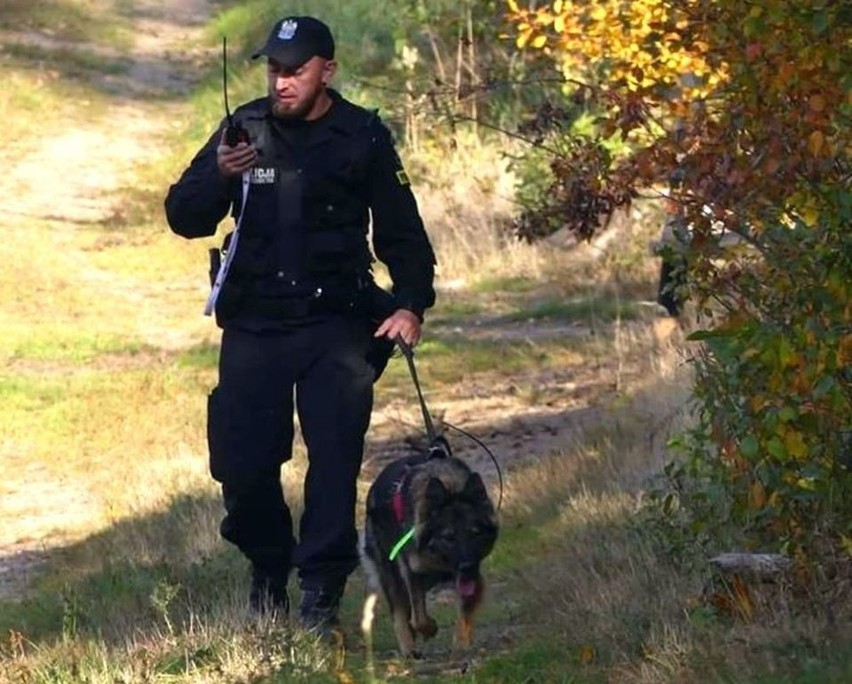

{"left": 299, "top": 583, "right": 345, "bottom": 636}
{"left": 249, "top": 567, "right": 290, "bottom": 617}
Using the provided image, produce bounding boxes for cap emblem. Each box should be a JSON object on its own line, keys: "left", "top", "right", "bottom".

{"left": 277, "top": 20, "right": 298, "bottom": 40}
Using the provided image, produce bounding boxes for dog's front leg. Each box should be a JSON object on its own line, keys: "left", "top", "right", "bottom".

{"left": 391, "top": 607, "right": 417, "bottom": 657}
{"left": 383, "top": 566, "right": 417, "bottom": 658}
{"left": 394, "top": 565, "right": 437, "bottom": 656}
{"left": 383, "top": 563, "right": 417, "bottom": 658}
{"left": 409, "top": 574, "right": 438, "bottom": 639}
{"left": 455, "top": 577, "right": 485, "bottom": 649}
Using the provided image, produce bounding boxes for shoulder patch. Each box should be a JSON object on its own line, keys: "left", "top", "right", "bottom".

{"left": 396, "top": 169, "right": 411, "bottom": 186}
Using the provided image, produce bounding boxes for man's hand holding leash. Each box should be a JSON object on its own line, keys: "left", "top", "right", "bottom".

{"left": 375, "top": 309, "right": 421, "bottom": 348}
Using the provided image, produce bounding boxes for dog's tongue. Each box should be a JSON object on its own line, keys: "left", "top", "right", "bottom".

{"left": 456, "top": 577, "right": 477, "bottom": 598}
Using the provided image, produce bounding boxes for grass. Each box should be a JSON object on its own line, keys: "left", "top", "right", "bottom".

{"left": 3, "top": 334, "right": 150, "bottom": 363}
{"left": 1, "top": 43, "right": 131, "bottom": 78}
{"left": 0, "top": 71, "right": 108, "bottom": 163}
{"left": 502, "top": 293, "right": 645, "bottom": 323}
{"left": 473, "top": 641, "right": 604, "bottom": 684}
{"left": 379, "top": 337, "right": 589, "bottom": 387}
{"left": 434, "top": 285, "right": 600, "bottom": 323}
{"left": 1, "top": 2, "right": 850, "bottom": 683}
{"left": 0, "top": 0, "right": 131, "bottom": 45}
{"left": 7, "top": 370, "right": 850, "bottom": 683}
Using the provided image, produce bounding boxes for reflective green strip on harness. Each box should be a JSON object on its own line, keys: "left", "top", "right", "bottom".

{"left": 388, "top": 527, "right": 415, "bottom": 561}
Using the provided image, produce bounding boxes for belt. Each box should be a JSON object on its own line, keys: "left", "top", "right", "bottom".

{"left": 241, "top": 288, "right": 358, "bottom": 320}
{"left": 221, "top": 275, "right": 394, "bottom": 322}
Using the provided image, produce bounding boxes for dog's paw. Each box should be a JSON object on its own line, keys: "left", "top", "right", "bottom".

{"left": 414, "top": 616, "right": 438, "bottom": 640}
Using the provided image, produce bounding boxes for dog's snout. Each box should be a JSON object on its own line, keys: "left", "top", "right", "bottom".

{"left": 457, "top": 560, "right": 478, "bottom": 574}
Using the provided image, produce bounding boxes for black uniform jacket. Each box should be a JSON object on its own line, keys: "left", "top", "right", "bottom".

{"left": 165, "top": 89, "right": 436, "bottom": 328}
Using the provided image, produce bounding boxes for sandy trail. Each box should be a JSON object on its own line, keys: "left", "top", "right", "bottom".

{"left": 0, "top": 0, "right": 216, "bottom": 602}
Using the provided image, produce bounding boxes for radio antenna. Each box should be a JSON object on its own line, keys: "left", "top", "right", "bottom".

{"left": 221, "top": 37, "right": 248, "bottom": 146}
{"left": 222, "top": 36, "right": 234, "bottom": 125}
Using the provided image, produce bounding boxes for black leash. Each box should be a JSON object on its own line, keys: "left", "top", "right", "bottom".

{"left": 444, "top": 421, "right": 504, "bottom": 512}
{"left": 394, "top": 337, "right": 504, "bottom": 511}
{"left": 395, "top": 337, "right": 438, "bottom": 445}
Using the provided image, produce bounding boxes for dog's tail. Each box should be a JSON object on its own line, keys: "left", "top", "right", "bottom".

{"left": 358, "top": 529, "right": 382, "bottom": 674}
{"left": 361, "top": 591, "right": 380, "bottom": 677}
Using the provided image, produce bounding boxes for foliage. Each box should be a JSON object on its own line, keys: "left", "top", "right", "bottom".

{"left": 684, "top": 215, "right": 852, "bottom": 552}
{"left": 508, "top": 104, "right": 639, "bottom": 242}
{"left": 508, "top": 0, "right": 727, "bottom": 98}
{"left": 375, "top": 0, "right": 558, "bottom": 146}
{"left": 505, "top": 0, "right": 852, "bottom": 567}
{"left": 209, "top": 0, "right": 553, "bottom": 159}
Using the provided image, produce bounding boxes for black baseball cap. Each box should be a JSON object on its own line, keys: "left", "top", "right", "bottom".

{"left": 251, "top": 16, "right": 335, "bottom": 69}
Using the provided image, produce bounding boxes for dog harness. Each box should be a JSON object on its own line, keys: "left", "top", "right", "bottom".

{"left": 386, "top": 439, "right": 451, "bottom": 562}
{"left": 385, "top": 343, "right": 454, "bottom": 562}
{"left": 391, "top": 485, "right": 406, "bottom": 525}
{"left": 388, "top": 527, "right": 415, "bottom": 562}
{"left": 389, "top": 478, "right": 415, "bottom": 561}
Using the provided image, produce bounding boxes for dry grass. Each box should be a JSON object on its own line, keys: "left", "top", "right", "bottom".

{"left": 3, "top": 218, "right": 849, "bottom": 681}
{"left": 8, "top": 187, "right": 843, "bottom": 682}
{"left": 481, "top": 364, "right": 850, "bottom": 683}
{"left": 407, "top": 134, "right": 549, "bottom": 285}
{"left": 2, "top": 5, "right": 849, "bottom": 682}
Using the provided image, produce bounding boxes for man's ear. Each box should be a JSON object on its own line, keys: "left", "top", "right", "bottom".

{"left": 322, "top": 60, "right": 337, "bottom": 85}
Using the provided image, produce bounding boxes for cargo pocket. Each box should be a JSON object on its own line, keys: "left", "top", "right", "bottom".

{"left": 362, "top": 284, "right": 397, "bottom": 382}
{"left": 214, "top": 281, "right": 244, "bottom": 323}
{"left": 207, "top": 384, "right": 295, "bottom": 485}
{"left": 207, "top": 387, "right": 231, "bottom": 483}
{"left": 367, "top": 336, "right": 395, "bottom": 382}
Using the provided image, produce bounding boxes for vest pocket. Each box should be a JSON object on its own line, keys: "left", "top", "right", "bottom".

{"left": 306, "top": 231, "right": 346, "bottom": 255}
{"left": 238, "top": 184, "right": 278, "bottom": 238}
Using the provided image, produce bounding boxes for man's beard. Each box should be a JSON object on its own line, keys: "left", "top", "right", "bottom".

{"left": 270, "top": 87, "right": 321, "bottom": 120}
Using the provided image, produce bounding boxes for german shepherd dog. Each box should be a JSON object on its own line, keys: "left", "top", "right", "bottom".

{"left": 361, "top": 438, "right": 499, "bottom": 657}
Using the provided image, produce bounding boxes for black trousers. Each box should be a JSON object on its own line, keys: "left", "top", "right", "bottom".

{"left": 207, "top": 314, "right": 375, "bottom": 589}
{"left": 657, "top": 254, "right": 687, "bottom": 317}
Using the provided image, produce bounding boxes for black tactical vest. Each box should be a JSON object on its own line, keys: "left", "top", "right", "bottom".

{"left": 224, "top": 98, "right": 378, "bottom": 295}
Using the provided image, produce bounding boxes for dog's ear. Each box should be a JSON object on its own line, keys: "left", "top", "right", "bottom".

{"left": 425, "top": 477, "right": 449, "bottom": 507}
{"left": 462, "top": 472, "right": 490, "bottom": 504}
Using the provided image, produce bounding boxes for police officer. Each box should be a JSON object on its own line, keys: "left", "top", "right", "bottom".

{"left": 164, "top": 15, "right": 436, "bottom": 633}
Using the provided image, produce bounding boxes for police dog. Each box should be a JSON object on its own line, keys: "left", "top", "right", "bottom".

{"left": 361, "top": 438, "right": 498, "bottom": 657}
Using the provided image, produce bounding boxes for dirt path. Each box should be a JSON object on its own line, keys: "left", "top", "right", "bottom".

{"left": 1, "top": 0, "right": 211, "bottom": 224}
{"left": 363, "top": 327, "right": 668, "bottom": 491}
{"left": 0, "top": 0, "right": 216, "bottom": 602}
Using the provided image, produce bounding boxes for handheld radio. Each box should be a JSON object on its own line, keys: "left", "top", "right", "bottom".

{"left": 222, "top": 37, "right": 250, "bottom": 146}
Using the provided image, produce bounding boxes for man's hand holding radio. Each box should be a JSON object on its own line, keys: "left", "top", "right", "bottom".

{"left": 217, "top": 131, "right": 257, "bottom": 178}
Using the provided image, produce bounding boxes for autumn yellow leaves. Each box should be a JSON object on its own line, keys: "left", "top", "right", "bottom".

{"left": 507, "top": 0, "right": 724, "bottom": 97}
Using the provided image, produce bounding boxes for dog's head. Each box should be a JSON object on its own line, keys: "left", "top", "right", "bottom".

{"left": 410, "top": 458, "right": 499, "bottom": 598}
